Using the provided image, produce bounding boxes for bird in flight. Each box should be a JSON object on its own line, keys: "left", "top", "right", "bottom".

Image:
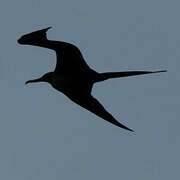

{"left": 18, "top": 27, "right": 166, "bottom": 132}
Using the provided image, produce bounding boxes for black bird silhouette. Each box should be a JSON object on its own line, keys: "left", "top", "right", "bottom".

{"left": 18, "top": 27, "right": 166, "bottom": 132}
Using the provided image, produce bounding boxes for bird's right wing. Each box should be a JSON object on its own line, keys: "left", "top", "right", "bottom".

{"left": 72, "top": 94, "right": 134, "bottom": 132}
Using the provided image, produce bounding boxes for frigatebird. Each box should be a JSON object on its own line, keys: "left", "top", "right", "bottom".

{"left": 18, "top": 27, "right": 166, "bottom": 132}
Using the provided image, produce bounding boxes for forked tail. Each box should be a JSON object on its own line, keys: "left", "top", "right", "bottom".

{"left": 97, "top": 70, "right": 167, "bottom": 82}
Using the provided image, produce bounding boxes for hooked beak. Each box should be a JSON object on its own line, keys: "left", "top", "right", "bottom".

{"left": 25, "top": 77, "right": 43, "bottom": 85}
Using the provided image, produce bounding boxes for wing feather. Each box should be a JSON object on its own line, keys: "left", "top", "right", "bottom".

{"left": 72, "top": 95, "right": 134, "bottom": 131}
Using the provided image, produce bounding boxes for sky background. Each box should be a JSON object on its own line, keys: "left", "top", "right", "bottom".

{"left": 0, "top": 0, "right": 179, "bottom": 179}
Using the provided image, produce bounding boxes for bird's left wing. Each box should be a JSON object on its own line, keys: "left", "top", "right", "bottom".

{"left": 18, "top": 27, "right": 52, "bottom": 44}
{"left": 73, "top": 95, "right": 134, "bottom": 132}
{"left": 18, "top": 27, "right": 91, "bottom": 72}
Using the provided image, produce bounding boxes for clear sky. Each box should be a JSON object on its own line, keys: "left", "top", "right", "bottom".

{"left": 0, "top": 0, "right": 179, "bottom": 179}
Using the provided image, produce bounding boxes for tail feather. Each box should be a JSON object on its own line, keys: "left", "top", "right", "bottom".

{"left": 97, "top": 70, "right": 167, "bottom": 82}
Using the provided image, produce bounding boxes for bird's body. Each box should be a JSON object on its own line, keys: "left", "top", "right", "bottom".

{"left": 18, "top": 27, "right": 166, "bottom": 132}
{"left": 55, "top": 73, "right": 92, "bottom": 94}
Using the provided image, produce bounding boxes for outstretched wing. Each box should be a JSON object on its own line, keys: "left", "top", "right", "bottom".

{"left": 53, "top": 40, "right": 90, "bottom": 73}
{"left": 72, "top": 94, "right": 134, "bottom": 131}
{"left": 17, "top": 27, "right": 91, "bottom": 73}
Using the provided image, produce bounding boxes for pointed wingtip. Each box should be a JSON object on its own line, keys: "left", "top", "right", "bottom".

{"left": 130, "top": 129, "right": 135, "bottom": 133}
{"left": 153, "top": 70, "right": 167, "bottom": 73}
{"left": 35, "top": 26, "right": 52, "bottom": 33}
{"left": 42, "top": 26, "right": 52, "bottom": 33}
{"left": 117, "top": 123, "right": 135, "bottom": 132}
{"left": 46, "top": 26, "right": 52, "bottom": 31}
{"left": 125, "top": 127, "right": 135, "bottom": 132}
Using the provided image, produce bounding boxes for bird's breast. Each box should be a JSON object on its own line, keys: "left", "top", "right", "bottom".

{"left": 53, "top": 75, "right": 72, "bottom": 90}
{"left": 52, "top": 73, "right": 93, "bottom": 95}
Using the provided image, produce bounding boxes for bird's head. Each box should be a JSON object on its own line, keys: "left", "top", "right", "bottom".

{"left": 25, "top": 72, "right": 53, "bottom": 85}
{"left": 17, "top": 27, "right": 52, "bottom": 45}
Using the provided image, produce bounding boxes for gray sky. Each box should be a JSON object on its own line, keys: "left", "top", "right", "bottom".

{"left": 0, "top": 0, "right": 179, "bottom": 179}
